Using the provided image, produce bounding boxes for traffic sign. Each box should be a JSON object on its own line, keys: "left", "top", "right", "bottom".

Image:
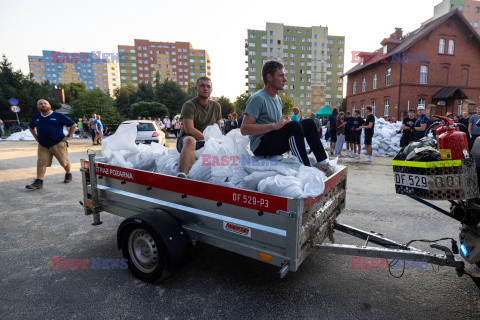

{"left": 8, "top": 98, "right": 18, "bottom": 106}
{"left": 10, "top": 105, "right": 21, "bottom": 113}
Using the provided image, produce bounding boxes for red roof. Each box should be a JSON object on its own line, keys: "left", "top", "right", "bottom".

{"left": 343, "top": 9, "right": 480, "bottom": 77}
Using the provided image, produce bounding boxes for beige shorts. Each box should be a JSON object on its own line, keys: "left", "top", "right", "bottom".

{"left": 37, "top": 140, "right": 70, "bottom": 168}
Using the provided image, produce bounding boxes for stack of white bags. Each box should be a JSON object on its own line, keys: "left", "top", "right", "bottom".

{"left": 322, "top": 117, "right": 402, "bottom": 157}
{"left": 101, "top": 123, "right": 342, "bottom": 199}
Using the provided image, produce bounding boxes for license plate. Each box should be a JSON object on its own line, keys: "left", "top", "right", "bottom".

{"left": 394, "top": 173, "right": 428, "bottom": 189}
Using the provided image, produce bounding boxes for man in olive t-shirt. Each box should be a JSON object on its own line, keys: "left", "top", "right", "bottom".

{"left": 176, "top": 77, "right": 221, "bottom": 177}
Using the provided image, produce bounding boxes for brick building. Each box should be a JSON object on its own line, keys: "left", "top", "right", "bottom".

{"left": 343, "top": 10, "right": 480, "bottom": 120}
{"left": 118, "top": 39, "right": 210, "bottom": 90}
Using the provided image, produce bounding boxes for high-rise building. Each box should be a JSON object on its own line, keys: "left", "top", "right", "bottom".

{"left": 245, "top": 23, "right": 345, "bottom": 114}
{"left": 434, "top": 0, "right": 480, "bottom": 28}
{"left": 28, "top": 50, "right": 120, "bottom": 96}
{"left": 118, "top": 39, "right": 211, "bottom": 90}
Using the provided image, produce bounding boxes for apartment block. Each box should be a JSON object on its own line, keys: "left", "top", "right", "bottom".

{"left": 118, "top": 39, "right": 211, "bottom": 90}
{"left": 245, "top": 23, "right": 345, "bottom": 115}
{"left": 434, "top": 0, "right": 480, "bottom": 28}
{"left": 28, "top": 50, "right": 120, "bottom": 96}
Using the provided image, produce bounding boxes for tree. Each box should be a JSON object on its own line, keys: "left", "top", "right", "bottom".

{"left": 279, "top": 92, "right": 294, "bottom": 115}
{"left": 130, "top": 101, "right": 169, "bottom": 119}
{"left": 186, "top": 83, "right": 197, "bottom": 101}
{"left": 59, "top": 82, "right": 86, "bottom": 103}
{"left": 234, "top": 93, "right": 249, "bottom": 114}
{"left": 72, "top": 89, "right": 122, "bottom": 124}
{"left": 340, "top": 98, "right": 347, "bottom": 113}
{"left": 156, "top": 80, "right": 187, "bottom": 116}
{"left": 0, "top": 55, "right": 60, "bottom": 123}
{"left": 113, "top": 84, "right": 138, "bottom": 117}
{"left": 218, "top": 96, "right": 234, "bottom": 118}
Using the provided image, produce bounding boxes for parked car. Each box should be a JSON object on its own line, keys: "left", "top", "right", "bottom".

{"left": 120, "top": 120, "right": 166, "bottom": 145}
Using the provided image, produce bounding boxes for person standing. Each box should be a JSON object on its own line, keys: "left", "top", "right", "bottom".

{"left": 163, "top": 116, "right": 171, "bottom": 138}
{"left": 358, "top": 106, "right": 375, "bottom": 162}
{"left": 26, "top": 99, "right": 77, "bottom": 189}
{"left": 413, "top": 106, "right": 430, "bottom": 140}
{"left": 173, "top": 117, "right": 181, "bottom": 138}
{"left": 334, "top": 112, "right": 346, "bottom": 157}
{"left": 89, "top": 113, "right": 97, "bottom": 143}
{"left": 81, "top": 117, "right": 88, "bottom": 138}
{"left": 343, "top": 111, "right": 354, "bottom": 157}
{"left": 177, "top": 77, "right": 222, "bottom": 177}
{"left": 291, "top": 108, "right": 300, "bottom": 122}
{"left": 397, "top": 109, "right": 417, "bottom": 148}
{"left": 240, "top": 60, "right": 332, "bottom": 176}
{"left": 327, "top": 109, "right": 338, "bottom": 155}
{"left": 77, "top": 118, "right": 84, "bottom": 137}
{"left": 0, "top": 119, "right": 4, "bottom": 136}
{"left": 458, "top": 111, "right": 471, "bottom": 147}
{"left": 352, "top": 110, "right": 364, "bottom": 159}
{"left": 94, "top": 115, "right": 103, "bottom": 145}
{"left": 225, "top": 114, "right": 238, "bottom": 134}
{"left": 468, "top": 106, "right": 480, "bottom": 150}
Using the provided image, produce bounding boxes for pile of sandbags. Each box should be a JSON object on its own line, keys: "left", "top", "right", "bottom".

{"left": 101, "top": 123, "right": 341, "bottom": 199}
{"left": 321, "top": 118, "right": 402, "bottom": 157}
{"left": 3, "top": 128, "right": 80, "bottom": 141}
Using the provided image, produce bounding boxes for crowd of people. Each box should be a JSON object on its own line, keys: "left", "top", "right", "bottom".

{"left": 76, "top": 114, "right": 107, "bottom": 145}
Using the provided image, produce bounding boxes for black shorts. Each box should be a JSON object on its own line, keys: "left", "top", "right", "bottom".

{"left": 354, "top": 133, "right": 362, "bottom": 145}
{"left": 176, "top": 134, "right": 205, "bottom": 153}
{"left": 364, "top": 134, "right": 373, "bottom": 146}
{"left": 345, "top": 129, "right": 353, "bottom": 142}
{"left": 400, "top": 134, "right": 413, "bottom": 148}
{"left": 330, "top": 131, "right": 337, "bottom": 143}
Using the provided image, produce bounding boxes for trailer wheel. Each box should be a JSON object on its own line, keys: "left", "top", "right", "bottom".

{"left": 121, "top": 225, "right": 169, "bottom": 283}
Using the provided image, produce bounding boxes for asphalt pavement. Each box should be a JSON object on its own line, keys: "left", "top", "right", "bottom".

{"left": 0, "top": 141, "right": 479, "bottom": 319}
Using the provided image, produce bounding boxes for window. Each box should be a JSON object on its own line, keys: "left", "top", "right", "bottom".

{"left": 420, "top": 66, "right": 428, "bottom": 84}
{"left": 448, "top": 40, "right": 455, "bottom": 54}
{"left": 384, "top": 100, "right": 389, "bottom": 116}
{"left": 249, "top": 34, "right": 255, "bottom": 39}
{"left": 269, "top": 31, "right": 273, "bottom": 36}
{"left": 475, "top": 22, "right": 479, "bottom": 28}
{"left": 459, "top": 5, "right": 463, "bottom": 11}
{"left": 372, "top": 101, "right": 376, "bottom": 116}
{"left": 362, "top": 77, "right": 366, "bottom": 92}
{"left": 361, "top": 103, "right": 365, "bottom": 117}
{"left": 352, "top": 81, "right": 356, "bottom": 94}
{"left": 373, "top": 73, "right": 377, "bottom": 89}
{"left": 386, "top": 68, "right": 391, "bottom": 86}
{"left": 249, "top": 43, "right": 255, "bottom": 47}
{"left": 477, "top": 7, "right": 480, "bottom": 13}
{"left": 418, "top": 98, "right": 426, "bottom": 109}
{"left": 467, "top": 5, "right": 470, "bottom": 12}
{"left": 439, "top": 39, "right": 445, "bottom": 54}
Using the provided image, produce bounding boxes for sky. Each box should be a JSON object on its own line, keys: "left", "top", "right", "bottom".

{"left": 0, "top": 0, "right": 441, "bottom": 101}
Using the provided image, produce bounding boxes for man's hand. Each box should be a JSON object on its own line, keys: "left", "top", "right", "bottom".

{"left": 273, "top": 119, "right": 288, "bottom": 130}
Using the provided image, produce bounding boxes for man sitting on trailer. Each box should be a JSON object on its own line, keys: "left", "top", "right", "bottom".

{"left": 240, "top": 61, "right": 333, "bottom": 176}
{"left": 176, "top": 77, "right": 222, "bottom": 178}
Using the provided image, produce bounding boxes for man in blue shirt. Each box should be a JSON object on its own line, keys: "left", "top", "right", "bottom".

{"left": 26, "top": 99, "right": 77, "bottom": 189}
{"left": 291, "top": 108, "right": 300, "bottom": 122}
{"left": 240, "top": 61, "right": 332, "bottom": 176}
{"left": 413, "top": 106, "right": 430, "bottom": 140}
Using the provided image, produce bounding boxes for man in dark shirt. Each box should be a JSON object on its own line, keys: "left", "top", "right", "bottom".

{"left": 352, "top": 110, "right": 364, "bottom": 159}
{"left": 413, "top": 106, "right": 430, "bottom": 140}
{"left": 177, "top": 77, "right": 222, "bottom": 177}
{"left": 343, "top": 111, "right": 354, "bottom": 157}
{"left": 358, "top": 106, "right": 375, "bottom": 162}
{"left": 225, "top": 113, "right": 238, "bottom": 134}
{"left": 26, "top": 99, "right": 77, "bottom": 189}
{"left": 327, "top": 109, "right": 338, "bottom": 155}
{"left": 398, "top": 109, "right": 417, "bottom": 148}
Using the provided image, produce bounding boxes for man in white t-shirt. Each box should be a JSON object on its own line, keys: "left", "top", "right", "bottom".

{"left": 163, "top": 116, "right": 171, "bottom": 138}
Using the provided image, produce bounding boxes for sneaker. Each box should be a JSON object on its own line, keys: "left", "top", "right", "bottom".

{"left": 314, "top": 162, "right": 334, "bottom": 177}
{"left": 64, "top": 173, "right": 73, "bottom": 183}
{"left": 26, "top": 179, "right": 43, "bottom": 189}
{"left": 363, "top": 156, "right": 372, "bottom": 163}
{"left": 177, "top": 172, "right": 188, "bottom": 179}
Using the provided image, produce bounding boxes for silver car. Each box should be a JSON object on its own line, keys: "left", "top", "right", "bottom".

{"left": 120, "top": 120, "right": 166, "bottom": 145}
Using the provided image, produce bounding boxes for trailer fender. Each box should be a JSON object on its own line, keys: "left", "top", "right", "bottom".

{"left": 117, "top": 209, "right": 191, "bottom": 271}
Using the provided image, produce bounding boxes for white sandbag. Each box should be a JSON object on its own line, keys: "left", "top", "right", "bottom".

{"left": 225, "top": 129, "right": 251, "bottom": 157}
{"left": 297, "top": 166, "right": 325, "bottom": 197}
{"left": 4, "top": 129, "right": 36, "bottom": 141}
{"left": 109, "top": 152, "right": 134, "bottom": 169}
{"left": 203, "top": 124, "right": 224, "bottom": 142}
{"left": 258, "top": 175, "right": 304, "bottom": 199}
{"left": 154, "top": 153, "right": 180, "bottom": 176}
{"left": 228, "top": 167, "right": 250, "bottom": 186}
{"left": 102, "top": 123, "right": 139, "bottom": 159}
{"left": 238, "top": 171, "right": 278, "bottom": 191}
